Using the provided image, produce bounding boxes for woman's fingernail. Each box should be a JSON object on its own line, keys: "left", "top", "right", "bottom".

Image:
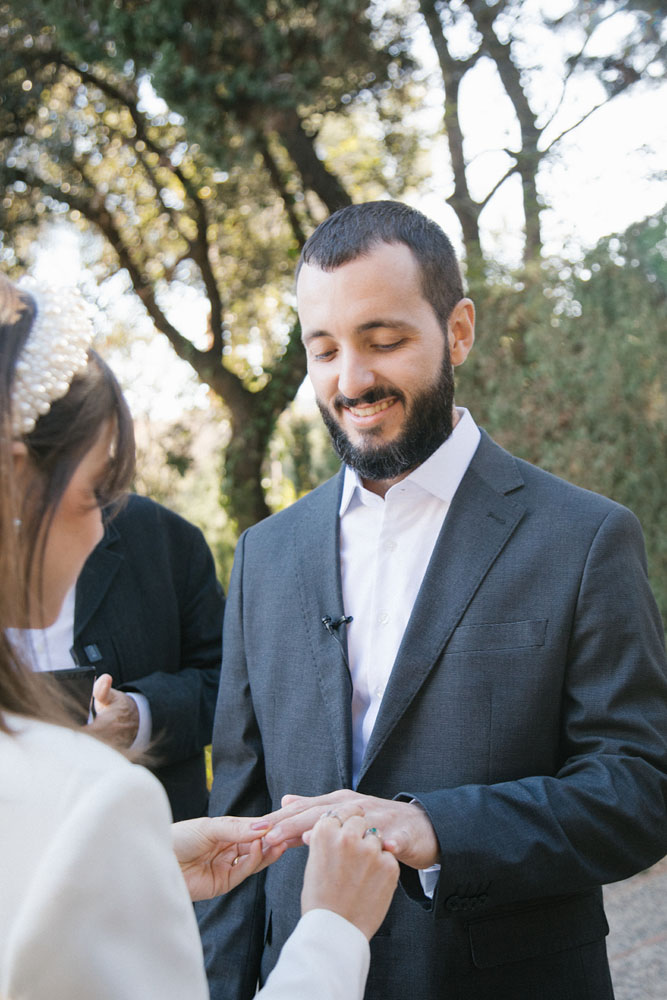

{"left": 250, "top": 821, "right": 270, "bottom": 831}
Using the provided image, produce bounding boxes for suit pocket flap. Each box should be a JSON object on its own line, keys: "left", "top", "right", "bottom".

{"left": 469, "top": 892, "right": 609, "bottom": 969}
{"left": 446, "top": 619, "right": 548, "bottom": 654}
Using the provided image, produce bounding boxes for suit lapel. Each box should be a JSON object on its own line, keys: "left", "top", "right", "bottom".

{"left": 292, "top": 471, "right": 354, "bottom": 787}
{"left": 359, "top": 433, "right": 527, "bottom": 781}
{"left": 74, "top": 518, "right": 124, "bottom": 638}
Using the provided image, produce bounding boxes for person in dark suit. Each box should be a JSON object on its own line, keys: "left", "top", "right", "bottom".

{"left": 73, "top": 493, "right": 224, "bottom": 820}
{"left": 197, "top": 201, "right": 667, "bottom": 1000}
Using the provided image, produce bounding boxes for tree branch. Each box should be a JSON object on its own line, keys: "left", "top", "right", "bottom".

{"left": 275, "top": 108, "right": 352, "bottom": 215}
{"left": 53, "top": 55, "right": 226, "bottom": 357}
{"left": 541, "top": 81, "right": 639, "bottom": 156}
{"left": 46, "top": 51, "right": 215, "bottom": 210}
{"left": 190, "top": 197, "right": 225, "bottom": 358}
{"left": 3, "top": 164, "right": 245, "bottom": 402}
{"left": 418, "top": 0, "right": 483, "bottom": 257}
{"left": 478, "top": 162, "right": 519, "bottom": 211}
{"left": 263, "top": 319, "right": 307, "bottom": 421}
{"left": 541, "top": 5, "right": 624, "bottom": 133}
{"left": 255, "top": 132, "right": 308, "bottom": 248}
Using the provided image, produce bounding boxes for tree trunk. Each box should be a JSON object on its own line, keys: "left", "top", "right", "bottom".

{"left": 473, "top": 8, "right": 544, "bottom": 263}
{"left": 419, "top": 0, "right": 483, "bottom": 267}
{"left": 224, "top": 417, "right": 273, "bottom": 533}
{"left": 276, "top": 110, "right": 353, "bottom": 215}
{"left": 517, "top": 153, "right": 542, "bottom": 263}
{"left": 214, "top": 322, "right": 308, "bottom": 531}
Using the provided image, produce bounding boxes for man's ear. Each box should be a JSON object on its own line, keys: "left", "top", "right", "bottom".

{"left": 447, "top": 298, "right": 475, "bottom": 367}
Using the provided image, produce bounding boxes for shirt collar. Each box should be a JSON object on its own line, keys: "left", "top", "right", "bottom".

{"left": 339, "top": 407, "right": 481, "bottom": 515}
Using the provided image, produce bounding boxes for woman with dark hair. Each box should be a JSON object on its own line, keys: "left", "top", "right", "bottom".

{"left": 0, "top": 274, "right": 398, "bottom": 1000}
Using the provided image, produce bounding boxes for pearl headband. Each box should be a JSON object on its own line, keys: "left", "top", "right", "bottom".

{"left": 11, "top": 280, "right": 95, "bottom": 438}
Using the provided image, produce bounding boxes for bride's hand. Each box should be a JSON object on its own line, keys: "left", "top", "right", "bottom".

{"left": 172, "top": 816, "right": 287, "bottom": 901}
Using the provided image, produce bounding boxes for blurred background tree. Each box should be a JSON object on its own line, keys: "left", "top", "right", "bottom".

{"left": 0, "top": 0, "right": 422, "bottom": 529}
{"left": 0, "top": 0, "right": 665, "bottom": 614}
{"left": 418, "top": 0, "right": 666, "bottom": 271}
{"left": 457, "top": 207, "right": 666, "bottom": 615}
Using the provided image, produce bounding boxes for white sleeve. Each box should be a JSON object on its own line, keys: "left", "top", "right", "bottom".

{"left": 418, "top": 864, "right": 441, "bottom": 898}
{"left": 257, "top": 909, "right": 370, "bottom": 1000}
{"left": 126, "top": 691, "right": 153, "bottom": 750}
{"left": 3, "top": 762, "right": 208, "bottom": 1000}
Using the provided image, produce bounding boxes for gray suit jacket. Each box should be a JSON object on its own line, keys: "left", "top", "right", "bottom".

{"left": 198, "top": 432, "right": 667, "bottom": 1000}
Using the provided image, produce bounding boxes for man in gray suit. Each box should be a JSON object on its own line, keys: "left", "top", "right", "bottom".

{"left": 198, "top": 202, "right": 667, "bottom": 999}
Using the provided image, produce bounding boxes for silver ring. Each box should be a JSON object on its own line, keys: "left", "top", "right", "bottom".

{"left": 322, "top": 810, "right": 344, "bottom": 827}
{"left": 363, "top": 827, "right": 381, "bottom": 840}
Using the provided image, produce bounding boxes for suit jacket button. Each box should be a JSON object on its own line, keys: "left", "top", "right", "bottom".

{"left": 445, "top": 896, "right": 461, "bottom": 912}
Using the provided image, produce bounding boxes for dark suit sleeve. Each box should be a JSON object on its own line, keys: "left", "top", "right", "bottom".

{"left": 124, "top": 519, "right": 223, "bottom": 764}
{"left": 403, "top": 505, "right": 667, "bottom": 915}
{"left": 196, "top": 531, "right": 270, "bottom": 1000}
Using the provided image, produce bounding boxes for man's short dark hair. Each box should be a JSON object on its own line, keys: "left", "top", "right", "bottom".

{"left": 297, "top": 201, "right": 465, "bottom": 333}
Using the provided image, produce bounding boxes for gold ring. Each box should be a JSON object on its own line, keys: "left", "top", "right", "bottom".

{"left": 231, "top": 855, "right": 241, "bottom": 867}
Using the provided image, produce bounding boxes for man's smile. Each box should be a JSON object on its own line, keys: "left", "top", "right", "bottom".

{"left": 346, "top": 397, "right": 398, "bottom": 419}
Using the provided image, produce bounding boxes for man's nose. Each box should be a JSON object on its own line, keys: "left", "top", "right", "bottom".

{"left": 337, "top": 349, "right": 375, "bottom": 400}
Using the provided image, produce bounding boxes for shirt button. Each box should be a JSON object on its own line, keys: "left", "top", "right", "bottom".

{"left": 378, "top": 612, "right": 389, "bottom": 625}
{"left": 385, "top": 539, "right": 397, "bottom": 552}
{"left": 374, "top": 686, "right": 384, "bottom": 698}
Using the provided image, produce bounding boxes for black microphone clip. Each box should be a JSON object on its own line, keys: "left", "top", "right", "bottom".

{"left": 321, "top": 614, "right": 353, "bottom": 636}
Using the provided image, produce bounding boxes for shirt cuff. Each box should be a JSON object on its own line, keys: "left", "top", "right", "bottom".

{"left": 126, "top": 692, "right": 152, "bottom": 751}
{"left": 418, "top": 864, "right": 441, "bottom": 899}
{"left": 405, "top": 797, "right": 441, "bottom": 898}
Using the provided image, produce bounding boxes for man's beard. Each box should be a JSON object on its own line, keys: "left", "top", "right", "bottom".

{"left": 317, "top": 355, "right": 456, "bottom": 482}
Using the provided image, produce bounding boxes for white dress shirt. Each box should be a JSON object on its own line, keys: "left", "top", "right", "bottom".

{"left": 7, "top": 585, "right": 152, "bottom": 749}
{"left": 7, "top": 586, "right": 77, "bottom": 673}
{"left": 339, "top": 408, "right": 481, "bottom": 785}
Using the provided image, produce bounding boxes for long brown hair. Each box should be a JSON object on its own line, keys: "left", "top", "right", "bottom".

{"left": 0, "top": 274, "right": 135, "bottom": 731}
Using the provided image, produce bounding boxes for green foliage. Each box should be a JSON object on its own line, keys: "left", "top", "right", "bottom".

{"left": 1, "top": 0, "right": 665, "bottom": 561}
{"left": 33, "top": 0, "right": 416, "bottom": 198}
{"left": 0, "top": 0, "right": 426, "bottom": 529}
{"left": 132, "top": 405, "right": 239, "bottom": 586}
{"left": 458, "top": 208, "right": 667, "bottom": 621}
{"left": 267, "top": 402, "right": 340, "bottom": 509}
{"left": 130, "top": 204, "right": 667, "bottom": 625}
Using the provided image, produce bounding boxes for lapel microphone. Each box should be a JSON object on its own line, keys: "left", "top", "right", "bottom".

{"left": 321, "top": 614, "right": 353, "bottom": 635}
{"left": 322, "top": 615, "right": 354, "bottom": 668}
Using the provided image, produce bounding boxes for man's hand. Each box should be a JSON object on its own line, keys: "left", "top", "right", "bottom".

{"left": 172, "top": 816, "right": 287, "bottom": 902}
{"left": 88, "top": 673, "right": 140, "bottom": 747}
{"left": 257, "top": 789, "right": 440, "bottom": 870}
{"left": 301, "top": 813, "right": 399, "bottom": 940}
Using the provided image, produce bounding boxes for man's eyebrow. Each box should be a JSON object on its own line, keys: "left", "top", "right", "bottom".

{"left": 355, "top": 319, "right": 412, "bottom": 334}
{"left": 302, "top": 319, "right": 412, "bottom": 344}
{"left": 301, "top": 329, "right": 329, "bottom": 345}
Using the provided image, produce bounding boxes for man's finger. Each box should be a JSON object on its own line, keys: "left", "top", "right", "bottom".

{"left": 92, "top": 673, "right": 113, "bottom": 706}
{"left": 263, "top": 802, "right": 365, "bottom": 846}
{"left": 281, "top": 794, "right": 302, "bottom": 806}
